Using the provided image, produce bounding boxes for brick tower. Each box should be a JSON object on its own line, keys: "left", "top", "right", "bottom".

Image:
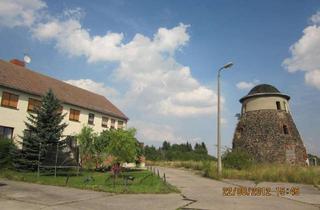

{"left": 232, "top": 84, "right": 307, "bottom": 165}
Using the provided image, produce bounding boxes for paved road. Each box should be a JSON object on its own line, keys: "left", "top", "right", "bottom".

{"left": 157, "top": 167, "right": 320, "bottom": 210}
{"left": 0, "top": 179, "right": 187, "bottom": 210}
{"left": 1, "top": 167, "right": 319, "bottom": 210}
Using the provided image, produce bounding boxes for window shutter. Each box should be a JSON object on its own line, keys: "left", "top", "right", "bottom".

{"left": 1, "top": 92, "right": 10, "bottom": 106}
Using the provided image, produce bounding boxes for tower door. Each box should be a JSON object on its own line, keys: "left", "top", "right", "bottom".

{"left": 285, "top": 144, "right": 296, "bottom": 164}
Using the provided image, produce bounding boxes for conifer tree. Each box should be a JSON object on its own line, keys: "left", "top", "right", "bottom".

{"left": 14, "top": 89, "right": 67, "bottom": 171}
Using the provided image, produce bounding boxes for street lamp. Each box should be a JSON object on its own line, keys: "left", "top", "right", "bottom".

{"left": 217, "top": 62, "right": 233, "bottom": 176}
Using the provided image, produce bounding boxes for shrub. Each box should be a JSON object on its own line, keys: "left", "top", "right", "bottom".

{"left": 222, "top": 149, "right": 253, "bottom": 170}
{"left": 202, "top": 161, "right": 219, "bottom": 179}
{"left": 0, "top": 138, "right": 16, "bottom": 168}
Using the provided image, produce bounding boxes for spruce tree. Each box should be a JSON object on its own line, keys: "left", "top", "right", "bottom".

{"left": 14, "top": 89, "right": 67, "bottom": 171}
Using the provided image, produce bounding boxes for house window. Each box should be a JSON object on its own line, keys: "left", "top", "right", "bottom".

{"left": 276, "top": 101, "right": 281, "bottom": 110}
{"left": 118, "top": 121, "right": 124, "bottom": 129}
{"left": 110, "top": 119, "right": 115, "bottom": 129}
{"left": 283, "top": 125, "right": 289, "bottom": 135}
{"left": 88, "top": 113, "right": 94, "bottom": 125}
{"left": 69, "top": 109, "right": 80, "bottom": 121}
{"left": 0, "top": 126, "right": 14, "bottom": 139}
{"left": 1, "top": 92, "right": 19, "bottom": 109}
{"left": 27, "top": 98, "right": 41, "bottom": 112}
{"left": 102, "top": 117, "right": 109, "bottom": 128}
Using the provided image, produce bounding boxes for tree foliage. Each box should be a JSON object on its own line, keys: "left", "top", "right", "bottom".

{"left": 104, "top": 128, "right": 140, "bottom": 163}
{"left": 77, "top": 126, "right": 141, "bottom": 169}
{"left": 14, "top": 89, "right": 67, "bottom": 171}
{"left": 77, "top": 126, "right": 97, "bottom": 168}
{"left": 0, "top": 138, "right": 16, "bottom": 169}
{"left": 144, "top": 141, "right": 214, "bottom": 161}
{"left": 222, "top": 149, "right": 253, "bottom": 170}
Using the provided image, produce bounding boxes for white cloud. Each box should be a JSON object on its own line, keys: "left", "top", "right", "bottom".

{"left": 283, "top": 11, "right": 320, "bottom": 89}
{"left": 305, "top": 70, "right": 320, "bottom": 90}
{"left": 64, "top": 79, "right": 118, "bottom": 98}
{"left": 31, "top": 15, "right": 218, "bottom": 117}
{"left": 129, "top": 120, "right": 178, "bottom": 143}
{"left": 1, "top": 0, "right": 218, "bottom": 117}
{"left": 0, "top": 0, "right": 46, "bottom": 27}
{"left": 129, "top": 120, "right": 200, "bottom": 144}
{"left": 0, "top": 0, "right": 221, "bottom": 146}
{"left": 236, "top": 81, "right": 258, "bottom": 90}
{"left": 310, "top": 11, "right": 320, "bottom": 25}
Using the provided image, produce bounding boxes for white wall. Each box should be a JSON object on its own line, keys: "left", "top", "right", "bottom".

{"left": 0, "top": 87, "right": 127, "bottom": 143}
{"left": 242, "top": 96, "right": 290, "bottom": 113}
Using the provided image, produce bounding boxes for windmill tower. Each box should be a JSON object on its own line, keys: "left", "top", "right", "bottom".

{"left": 232, "top": 84, "right": 307, "bottom": 165}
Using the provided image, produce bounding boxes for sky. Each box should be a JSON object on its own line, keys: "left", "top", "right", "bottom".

{"left": 0, "top": 0, "right": 319, "bottom": 156}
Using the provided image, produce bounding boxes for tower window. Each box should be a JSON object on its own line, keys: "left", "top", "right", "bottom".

{"left": 276, "top": 101, "right": 281, "bottom": 110}
{"left": 283, "top": 125, "right": 289, "bottom": 135}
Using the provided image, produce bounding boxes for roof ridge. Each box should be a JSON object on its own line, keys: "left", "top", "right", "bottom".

{"left": 1, "top": 59, "right": 107, "bottom": 99}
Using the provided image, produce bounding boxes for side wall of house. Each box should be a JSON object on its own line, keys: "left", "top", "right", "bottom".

{"left": 0, "top": 87, "right": 127, "bottom": 143}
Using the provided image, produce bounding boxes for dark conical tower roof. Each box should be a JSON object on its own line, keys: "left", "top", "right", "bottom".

{"left": 240, "top": 83, "right": 290, "bottom": 103}
{"left": 248, "top": 84, "right": 280, "bottom": 95}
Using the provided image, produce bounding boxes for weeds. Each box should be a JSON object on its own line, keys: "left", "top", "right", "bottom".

{"left": 150, "top": 160, "right": 320, "bottom": 185}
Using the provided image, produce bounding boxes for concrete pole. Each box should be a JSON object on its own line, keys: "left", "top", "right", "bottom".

{"left": 216, "top": 62, "right": 233, "bottom": 176}
{"left": 217, "top": 69, "right": 222, "bottom": 176}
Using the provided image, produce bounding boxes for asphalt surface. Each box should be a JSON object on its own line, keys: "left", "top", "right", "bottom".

{"left": 0, "top": 167, "right": 319, "bottom": 210}
{"left": 157, "top": 166, "right": 320, "bottom": 210}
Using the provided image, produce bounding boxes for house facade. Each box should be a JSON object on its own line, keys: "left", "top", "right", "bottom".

{"left": 0, "top": 59, "right": 128, "bottom": 142}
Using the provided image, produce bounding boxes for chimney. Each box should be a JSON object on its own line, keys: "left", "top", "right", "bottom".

{"left": 10, "top": 59, "right": 25, "bottom": 67}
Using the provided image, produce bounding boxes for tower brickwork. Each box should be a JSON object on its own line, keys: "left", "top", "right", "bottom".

{"left": 232, "top": 84, "right": 307, "bottom": 165}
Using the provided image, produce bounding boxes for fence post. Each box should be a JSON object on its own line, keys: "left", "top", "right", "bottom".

{"left": 37, "top": 142, "right": 41, "bottom": 178}
{"left": 54, "top": 142, "right": 59, "bottom": 178}
{"left": 163, "top": 173, "right": 166, "bottom": 183}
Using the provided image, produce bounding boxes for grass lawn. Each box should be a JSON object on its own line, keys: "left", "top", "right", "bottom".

{"left": 0, "top": 169, "right": 179, "bottom": 194}
{"left": 149, "top": 160, "right": 320, "bottom": 186}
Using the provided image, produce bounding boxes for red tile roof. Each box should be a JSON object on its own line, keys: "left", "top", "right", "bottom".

{"left": 0, "top": 59, "right": 128, "bottom": 120}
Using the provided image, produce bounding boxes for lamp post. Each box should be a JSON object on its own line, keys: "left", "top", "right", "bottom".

{"left": 217, "top": 62, "right": 233, "bottom": 176}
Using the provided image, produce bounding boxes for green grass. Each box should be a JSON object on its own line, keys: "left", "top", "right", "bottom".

{"left": 0, "top": 169, "right": 179, "bottom": 194}
{"left": 150, "top": 160, "right": 320, "bottom": 186}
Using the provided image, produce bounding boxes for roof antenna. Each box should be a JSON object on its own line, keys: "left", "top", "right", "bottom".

{"left": 23, "top": 49, "right": 31, "bottom": 65}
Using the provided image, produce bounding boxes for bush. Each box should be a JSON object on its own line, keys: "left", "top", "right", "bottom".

{"left": 222, "top": 149, "right": 253, "bottom": 170}
{"left": 0, "top": 138, "right": 16, "bottom": 169}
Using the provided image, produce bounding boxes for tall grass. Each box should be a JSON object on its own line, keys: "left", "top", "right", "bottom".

{"left": 149, "top": 160, "right": 320, "bottom": 185}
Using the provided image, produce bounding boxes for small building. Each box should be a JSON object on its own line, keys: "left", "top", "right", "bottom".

{"left": 232, "top": 84, "right": 307, "bottom": 165}
{"left": 0, "top": 59, "right": 128, "bottom": 143}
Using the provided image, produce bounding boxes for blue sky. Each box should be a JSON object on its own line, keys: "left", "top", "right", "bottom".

{"left": 0, "top": 0, "right": 319, "bottom": 156}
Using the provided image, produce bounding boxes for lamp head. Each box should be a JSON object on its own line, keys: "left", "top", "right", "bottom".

{"left": 223, "top": 62, "right": 233, "bottom": 69}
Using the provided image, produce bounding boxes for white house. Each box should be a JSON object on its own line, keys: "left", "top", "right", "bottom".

{"left": 0, "top": 59, "right": 128, "bottom": 143}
